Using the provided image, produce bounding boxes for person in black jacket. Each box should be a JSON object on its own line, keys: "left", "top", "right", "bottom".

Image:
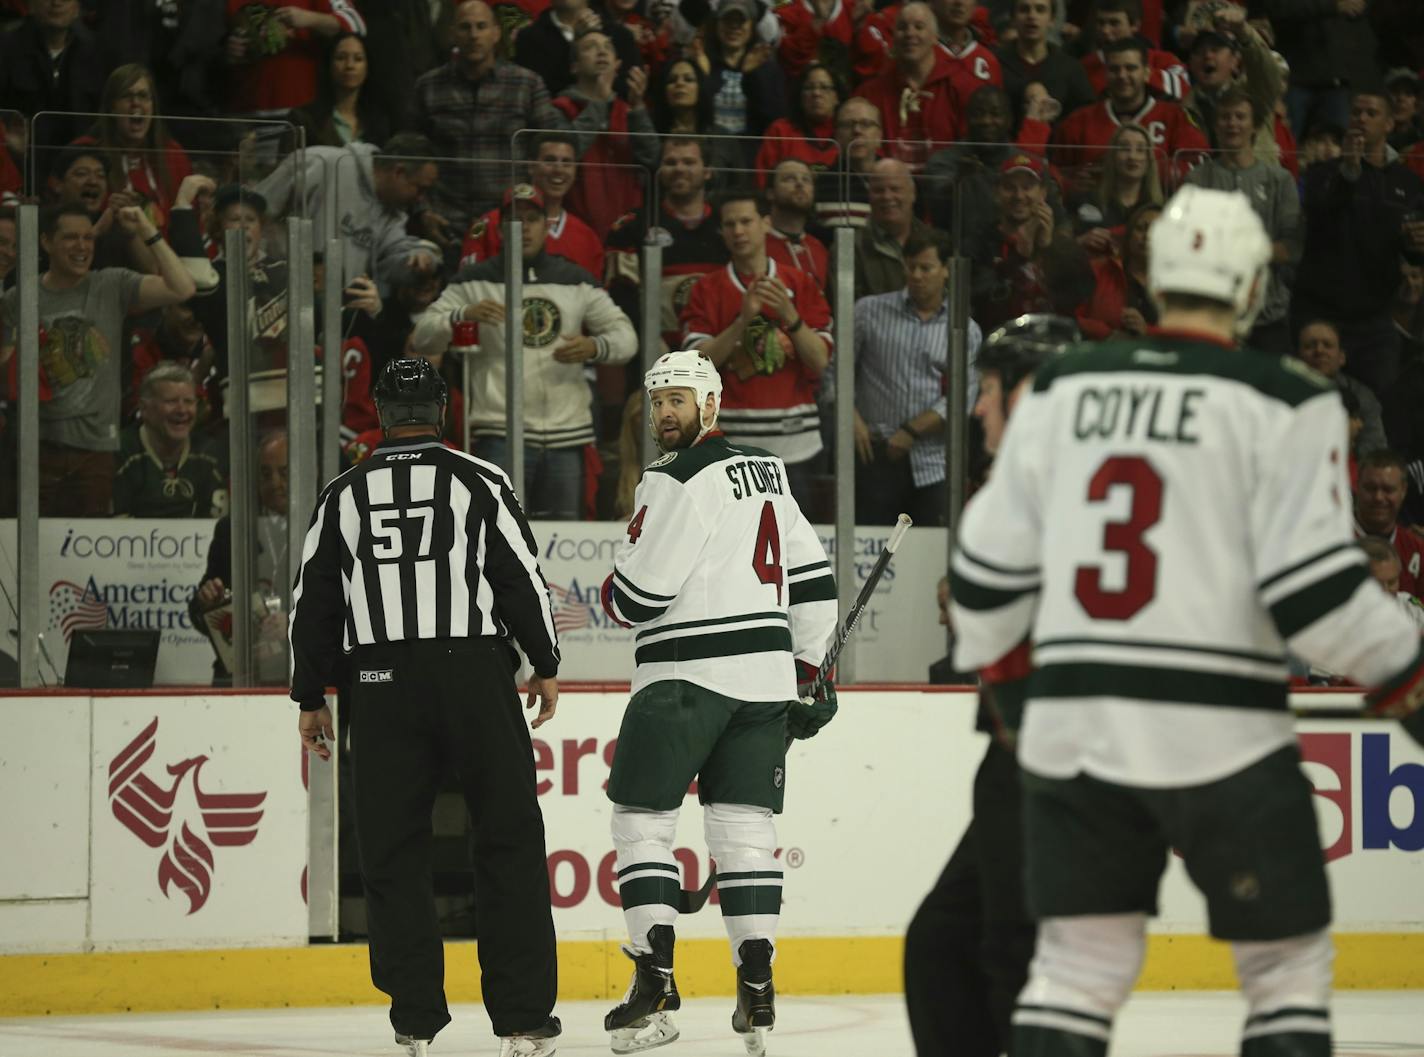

{"left": 0, "top": 1, "right": 104, "bottom": 152}
{"left": 1292, "top": 87, "right": 1424, "bottom": 399}
{"left": 289, "top": 358, "right": 562, "bottom": 1057}
{"left": 513, "top": 0, "right": 643, "bottom": 100}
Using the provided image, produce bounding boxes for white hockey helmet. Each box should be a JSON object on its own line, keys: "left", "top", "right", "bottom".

{"left": 644, "top": 349, "right": 723, "bottom": 444}
{"left": 1148, "top": 185, "right": 1272, "bottom": 336}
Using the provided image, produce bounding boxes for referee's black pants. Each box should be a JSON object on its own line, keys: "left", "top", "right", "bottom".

{"left": 904, "top": 739, "right": 1037, "bottom": 1057}
{"left": 349, "top": 637, "right": 557, "bottom": 1041}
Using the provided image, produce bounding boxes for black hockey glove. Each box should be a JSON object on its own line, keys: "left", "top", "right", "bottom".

{"left": 789, "top": 660, "right": 838, "bottom": 740}
{"left": 1364, "top": 644, "right": 1424, "bottom": 750}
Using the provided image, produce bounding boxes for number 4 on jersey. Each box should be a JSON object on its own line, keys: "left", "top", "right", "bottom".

{"left": 627, "top": 505, "right": 648, "bottom": 544}
{"left": 752, "top": 500, "right": 783, "bottom": 604}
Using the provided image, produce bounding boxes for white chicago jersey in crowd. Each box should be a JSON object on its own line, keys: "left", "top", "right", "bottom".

{"left": 604, "top": 435, "right": 838, "bottom": 701}
{"left": 950, "top": 335, "right": 1422, "bottom": 787}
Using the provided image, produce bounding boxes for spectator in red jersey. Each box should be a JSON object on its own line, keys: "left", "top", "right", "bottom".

{"left": 851, "top": 1, "right": 899, "bottom": 82}
{"left": 1080, "top": 0, "right": 1189, "bottom": 99}
{"left": 1070, "top": 123, "right": 1162, "bottom": 254}
{"left": 602, "top": 0, "right": 674, "bottom": 70}
{"left": 288, "top": 32, "right": 391, "bottom": 148}
{"left": 856, "top": 2, "right": 966, "bottom": 171}
{"left": 0, "top": 0, "right": 104, "bottom": 151}
{"left": 554, "top": 29, "right": 660, "bottom": 238}
{"left": 1051, "top": 38, "right": 1209, "bottom": 188}
{"left": 460, "top": 132, "right": 606, "bottom": 280}
{"left": 766, "top": 159, "right": 830, "bottom": 290}
{"left": 224, "top": 0, "right": 367, "bottom": 117}
{"left": 1355, "top": 450, "right": 1424, "bottom": 601}
{"left": 933, "top": 0, "right": 1003, "bottom": 101}
{"left": 1075, "top": 200, "right": 1158, "bottom": 338}
{"left": 755, "top": 63, "right": 844, "bottom": 185}
{"left": 74, "top": 65, "right": 193, "bottom": 236}
{"left": 681, "top": 188, "right": 832, "bottom": 510}
{"left": 995, "top": 0, "right": 1097, "bottom": 127}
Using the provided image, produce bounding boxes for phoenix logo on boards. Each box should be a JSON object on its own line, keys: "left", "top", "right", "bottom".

{"left": 108, "top": 718, "right": 268, "bottom": 914}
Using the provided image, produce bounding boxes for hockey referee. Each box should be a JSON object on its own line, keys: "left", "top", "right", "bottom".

{"left": 289, "top": 358, "right": 562, "bottom": 1057}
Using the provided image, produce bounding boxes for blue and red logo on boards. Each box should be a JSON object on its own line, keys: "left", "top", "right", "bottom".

{"left": 1299, "top": 732, "right": 1424, "bottom": 862}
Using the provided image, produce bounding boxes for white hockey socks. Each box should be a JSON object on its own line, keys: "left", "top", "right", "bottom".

{"left": 704, "top": 802, "right": 782, "bottom": 966}
{"left": 611, "top": 804, "right": 682, "bottom": 954}
{"left": 1233, "top": 929, "right": 1333, "bottom": 1057}
{"left": 1012, "top": 914, "right": 1147, "bottom": 1057}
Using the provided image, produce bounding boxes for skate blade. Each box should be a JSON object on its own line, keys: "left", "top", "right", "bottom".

{"left": 739, "top": 1026, "right": 770, "bottom": 1056}
{"left": 610, "top": 1011, "right": 679, "bottom": 1054}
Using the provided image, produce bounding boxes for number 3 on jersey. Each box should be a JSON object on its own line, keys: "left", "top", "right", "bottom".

{"left": 752, "top": 500, "right": 783, "bottom": 603}
{"left": 1074, "top": 456, "right": 1163, "bottom": 620}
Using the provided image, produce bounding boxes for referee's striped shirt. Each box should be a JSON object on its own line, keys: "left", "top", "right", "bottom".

{"left": 288, "top": 439, "right": 559, "bottom": 705}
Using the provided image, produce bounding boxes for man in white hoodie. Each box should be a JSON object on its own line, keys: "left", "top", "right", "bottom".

{"left": 413, "top": 184, "right": 637, "bottom": 519}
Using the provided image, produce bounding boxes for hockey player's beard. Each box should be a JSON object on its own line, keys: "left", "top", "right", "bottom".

{"left": 657, "top": 414, "right": 700, "bottom": 452}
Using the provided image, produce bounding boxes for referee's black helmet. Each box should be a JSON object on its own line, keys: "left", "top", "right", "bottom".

{"left": 373, "top": 358, "right": 448, "bottom": 433}
{"left": 978, "top": 314, "right": 1080, "bottom": 398}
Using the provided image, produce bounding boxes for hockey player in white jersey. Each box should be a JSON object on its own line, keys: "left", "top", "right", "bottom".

{"left": 598, "top": 350, "right": 839, "bottom": 1056}
{"left": 950, "top": 184, "right": 1424, "bottom": 1057}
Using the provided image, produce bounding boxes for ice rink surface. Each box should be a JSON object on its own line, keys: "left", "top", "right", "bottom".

{"left": 1, "top": 992, "right": 1421, "bottom": 1057}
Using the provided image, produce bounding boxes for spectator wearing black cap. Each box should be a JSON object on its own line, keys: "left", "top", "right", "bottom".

{"left": 1386, "top": 68, "right": 1424, "bottom": 151}
{"left": 1180, "top": 4, "right": 1285, "bottom": 164}
{"left": 1294, "top": 87, "right": 1424, "bottom": 398}
{"left": 693, "top": 0, "right": 790, "bottom": 163}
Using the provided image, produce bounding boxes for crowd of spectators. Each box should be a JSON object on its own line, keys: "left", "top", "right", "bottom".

{"left": 0, "top": 0, "right": 1422, "bottom": 615}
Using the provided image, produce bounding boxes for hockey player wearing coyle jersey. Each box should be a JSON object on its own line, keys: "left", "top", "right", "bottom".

{"left": 950, "top": 185, "right": 1424, "bottom": 1057}
{"left": 598, "top": 350, "right": 839, "bottom": 1056}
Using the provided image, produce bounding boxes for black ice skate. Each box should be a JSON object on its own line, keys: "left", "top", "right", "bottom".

{"left": 731, "top": 939, "right": 776, "bottom": 1057}
{"left": 605, "top": 925, "right": 681, "bottom": 1054}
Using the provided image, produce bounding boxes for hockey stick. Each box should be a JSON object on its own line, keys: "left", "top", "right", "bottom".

{"left": 681, "top": 515, "right": 915, "bottom": 914}
{"left": 802, "top": 513, "right": 914, "bottom": 701}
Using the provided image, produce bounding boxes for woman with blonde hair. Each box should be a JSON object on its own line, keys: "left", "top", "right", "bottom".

{"left": 1071, "top": 123, "right": 1162, "bottom": 256}
{"left": 76, "top": 64, "right": 193, "bottom": 232}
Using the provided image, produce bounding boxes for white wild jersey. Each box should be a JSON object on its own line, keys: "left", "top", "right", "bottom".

{"left": 951, "top": 333, "right": 1422, "bottom": 787}
{"left": 605, "top": 434, "right": 838, "bottom": 701}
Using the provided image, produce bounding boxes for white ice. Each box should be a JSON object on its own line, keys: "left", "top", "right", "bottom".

{"left": 1, "top": 992, "right": 1422, "bottom": 1057}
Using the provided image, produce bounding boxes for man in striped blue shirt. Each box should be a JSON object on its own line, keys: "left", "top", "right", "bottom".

{"left": 851, "top": 232, "right": 981, "bottom": 525}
